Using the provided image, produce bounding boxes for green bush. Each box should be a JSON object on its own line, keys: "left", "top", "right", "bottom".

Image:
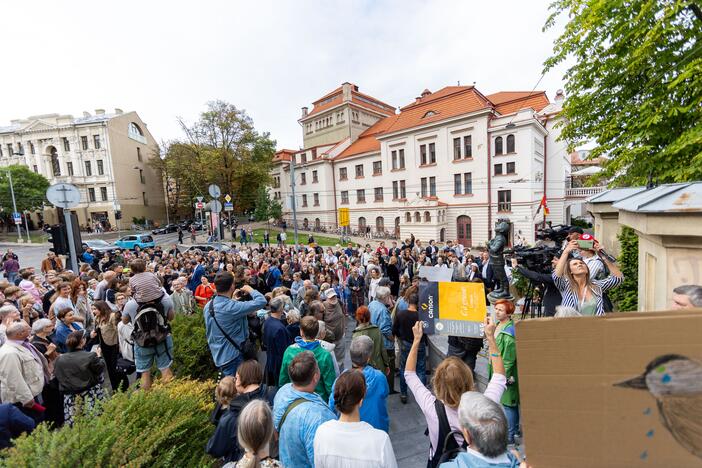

{"left": 170, "top": 311, "right": 218, "bottom": 381}
{"left": 1, "top": 379, "right": 215, "bottom": 467}
{"left": 609, "top": 226, "right": 639, "bottom": 311}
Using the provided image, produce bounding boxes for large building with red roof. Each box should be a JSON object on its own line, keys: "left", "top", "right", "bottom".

{"left": 271, "top": 82, "right": 569, "bottom": 246}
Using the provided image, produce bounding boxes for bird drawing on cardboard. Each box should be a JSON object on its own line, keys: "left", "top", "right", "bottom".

{"left": 615, "top": 354, "right": 702, "bottom": 460}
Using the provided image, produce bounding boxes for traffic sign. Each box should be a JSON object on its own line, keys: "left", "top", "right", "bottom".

{"left": 224, "top": 202, "right": 233, "bottom": 212}
{"left": 224, "top": 194, "right": 232, "bottom": 203}
{"left": 208, "top": 184, "right": 221, "bottom": 198}
{"left": 196, "top": 196, "right": 204, "bottom": 202}
{"left": 46, "top": 183, "right": 81, "bottom": 209}
{"left": 210, "top": 200, "right": 223, "bottom": 213}
{"left": 338, "top": 208, "right": 350, "bottom": 227}
{"left": 12, "top": 212, "right": 21, "bottom": 225}
{"left": 196, "top": 202, "right": 204, "bottom": 209}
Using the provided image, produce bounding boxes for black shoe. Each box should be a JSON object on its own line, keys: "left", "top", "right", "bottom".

{"left": 389, "top": 390, "right": 399, "bottom": 395}
{"left": 400, "top": 394, "right": 408, "bottom": 404}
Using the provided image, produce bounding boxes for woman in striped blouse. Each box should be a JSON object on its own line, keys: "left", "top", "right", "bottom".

{"left": 553, "top": 239, "right": 623, "bottom": 316}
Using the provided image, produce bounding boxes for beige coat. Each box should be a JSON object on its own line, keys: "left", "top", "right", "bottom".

{"left": 0, "top": 341, "right": 44, "bottom": 404}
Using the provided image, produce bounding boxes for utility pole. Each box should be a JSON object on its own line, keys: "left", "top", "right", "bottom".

{"left": 289, "top": 157, "right": 299, "bottom": 248}
{"left": 7, "top": 170, "right": 21, "bottom": 243}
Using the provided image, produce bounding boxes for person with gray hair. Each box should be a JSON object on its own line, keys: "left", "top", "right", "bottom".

{"left": 0, "top": 305, "right": 20, "bottom": 346}
{"left": 440, "top": 392, "right": 520, "bottom": 467}
{"left": 369, "top": 286, "right": 395, "bottom": 393}
{"left": 672, "top": 284, "right": 702, "bottom": 309}
{"left": 263, "top": 296, "right": 292, "bottom": 387}
{"left": 0, "top": 321, "right": 45, "bottom": 413}
{"left": 328, "top": 335, "right": 390, "bottom": 432}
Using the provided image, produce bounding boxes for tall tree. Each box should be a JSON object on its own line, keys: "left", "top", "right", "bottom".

{"left": 544, "top": 1, "right": 702, "bottom": 185}
{"left": 253, "top": 186, "right": 282, "bottom": 227}
{"left": 0, "top": 165, "right": 50, "bottom": 212}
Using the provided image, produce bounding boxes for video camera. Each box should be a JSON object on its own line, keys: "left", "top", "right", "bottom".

{"left": 508, "top": 245, "right": 561, "bottom": 274}
{"left": 535, "top": 224, "right": 573, "bottom": 244}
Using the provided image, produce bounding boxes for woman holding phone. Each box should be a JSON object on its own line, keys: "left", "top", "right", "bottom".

{"left": 553, "top": 239, "right": 623, "bottom": 315}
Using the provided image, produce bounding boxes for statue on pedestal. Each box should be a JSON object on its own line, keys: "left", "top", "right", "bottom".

{"left": 487, "top": 218, "right": 513, "bottom": 301}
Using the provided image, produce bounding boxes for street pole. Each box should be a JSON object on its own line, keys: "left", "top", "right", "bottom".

{"left": 64, "top": 210, "right": 79, "bottom": 272}
{"left": 7, "top": 170, "right": 21, "bottom": 243}
{"left": 290, "top": 157, "right": 299, "bottom": 248}
{"left": 22, "top": 211, "right": 30, "bottom": 243}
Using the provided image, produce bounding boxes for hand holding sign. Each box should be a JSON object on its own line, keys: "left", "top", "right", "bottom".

{"left": 412, "top": 321, "right": 424, "bottom": 344}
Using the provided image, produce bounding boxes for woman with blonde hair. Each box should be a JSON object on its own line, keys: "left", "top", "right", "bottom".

{"left": 406, "top": 320, "right": 507, "bottom": 467}
{"left": 227, "top": 400, "right": 282, "bottom": 468}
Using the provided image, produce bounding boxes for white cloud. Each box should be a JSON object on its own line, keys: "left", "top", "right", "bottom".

{"left": 0, "top": 0, "right": 569, "bottom": 150}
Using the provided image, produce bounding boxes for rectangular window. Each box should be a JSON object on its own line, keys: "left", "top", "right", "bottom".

{"left": 429, "top": 143, "right": 436, "bottom": 164}
{"left": 374, "top": 187, "right": 383, "bottom": 201}
{"left": 100, "top": 187, "right": 108, "bottom": 201}
{"left": 464, "top": 135, "right": 472, "bottom": 158}
{"left": 494, "top": 164, "right": 503, "bottom": 175}
{"left": 6, "top": 144, "right": 13, "bottom": 155}
{"left": 392, "top": 181, "right": 398, "bottom": 200}
{"left": 506, "top": 162, "right": 516, "bottom": 174}
{"left": 32, "top": 165, "right": 38, "bottom": 173}
{"left": 93, "top": 135, "right": 101, "bottom": 149}
{"left": 312, "top": 170, "right": 318, "bottom": 183}
{"left": 63, "top": 138, "right": 70, "bottom": 152}
{"left": 356, "top": 189, "right": 366, "bottom": 203}
{"left": 399, "top": 149, "right": 405, "bottom": 169}
{"left": 29, "top": 142, "right": 35, "bottom": 154}
{"left": 391, "top": 150, "right": 397, "bottom": 170}
{"left": 301, "top": 153, "right": 307, "bottom": 164}
{"left": 0, "top": 145, "right": 3, "bottom": 156}
{"left": 373, "top": 161, "right": 382, "bottom": 175}
{"left": 400, "top": 180, "right": 406, "bottom": 199}
{"left": 17, "top": 143, "right": 23, "bottom": 154}
{"left": 341, "top": 191, "right": 349, "bottom": 204}
{"left": 454, "top": 174, "right": 462, "bottom": 194}
{"left": 97, "top": 159, "right": 104, "bottom": 175}
{"left": 355, "top": 164, "right": 364, "bottom": 178}
{"left": 300, "top": 173, "right": 306, "bottom": 185}
{"left": 142, "top": 192, "right": 148, "bottom": 206}
{"left": 421, "top": 178, "right": 427, "bottom": 197}
{"left": 313, "top": 193, "right": 319, "bottom": 206}
{"left": 429, "top": 176, "right": 436, "bottom": 196}
{"left": 498, "top": 190, "right": 511, "bottom": 212}
{"left": 453, "top": 138, "right": 461, "bottom": 160}
{"left": 139, "top": 169, "right": 145, "bottom": 184}
{"left": 67, "top": 162, "right": 74, "bottom": 176}
{"left": 302, "top": 194, "right": 308, "bottom": 207}
{"left": 84, "top": 161, "right": 92, "bottom": 176}
{"left": 464, "top": 173, "right": 472, "bottom": 194}
{"left": 420, "top": 144, "right": 427, "bottom": 165}
{"left": 339, "top": 167, "right": 347, "bottom": 180}
{"left": 81, "top": 136, "right": 88, "bottom": 150}
{"left": 88, "top": 188, "right": 96, "bottom": 202}
{"left": 137, "top": 147, "right": 142, "bottom": 162}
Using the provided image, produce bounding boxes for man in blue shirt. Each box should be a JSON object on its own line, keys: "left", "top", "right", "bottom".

{"left": 204, "top": 271, "right": 266, "bottom": 376}
{"left": 368, "top": 286, "right": 396, "bottom": 393}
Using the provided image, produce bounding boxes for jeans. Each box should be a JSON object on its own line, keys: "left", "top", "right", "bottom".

{"left": 385, "top": 348, "right": 396, "bottom": 393}
{"left": 503, "top": 404, "right": 520, "bottom": 443}
{"left": 6, "top": 272, "right": 18, "bottom": 285}
{"left": 220, "top": 354, "right": 243, "bottom": 377}
{"left": 399, "top": 340, "right": 426, "bottom": 396}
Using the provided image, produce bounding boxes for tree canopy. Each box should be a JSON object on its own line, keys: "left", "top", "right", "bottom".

{"left": 253, "top": 186, "right": 282, "bottom": 224}
{"left": 0, "top": 165, "right": 50, "bottom": 212}
{"left": 544, "top": 1, "right": 702, "bottom": 185}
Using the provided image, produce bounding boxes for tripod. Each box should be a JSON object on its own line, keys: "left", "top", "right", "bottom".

{"left": 520, "top": 279, "right": 544, "bottom": 319}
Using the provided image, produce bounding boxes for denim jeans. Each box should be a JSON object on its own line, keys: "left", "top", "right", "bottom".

{"left": 503, "top": 404, "right": 520, "bottom": 443}
{"left": 220, "top": 354, "right": 243, "bottom": 377}
{"left": 399, "top": 340, "right": 426, "bottom": 396}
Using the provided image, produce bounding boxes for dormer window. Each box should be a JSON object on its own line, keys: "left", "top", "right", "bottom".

{"left": 422, "top": 110, "right": 437, "bottom": 118}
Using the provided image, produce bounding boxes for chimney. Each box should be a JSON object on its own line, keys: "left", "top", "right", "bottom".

{"left": 421, "top": 88, "right": 432, "bottom": 97}
{"left": 95, "top": 109, "right": 105, "bottom": 115}
{"left": 114, "top": 108, "right": 123, "bottom": 115}
{"left": 301, "top": 107, "right": 308, "bottom": 117}
{"left": 83, "top": 111, "right": 91, "bottom": 117}
{"left": 342, "top": 82, "right": 353, "bottom": 102}
{"left": 554, "top": 89, "right": 565, "bottom": 102}
{"left": 415, "top": 97, "right": 422, "bottom": 103}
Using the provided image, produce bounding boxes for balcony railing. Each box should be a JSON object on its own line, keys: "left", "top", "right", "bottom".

{"left": 565, "top": 186, "right": 606, "bottom": 198}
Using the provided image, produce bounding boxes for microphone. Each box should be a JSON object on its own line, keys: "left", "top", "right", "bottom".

{"left": 598, "top": 248, "right": 617, "bottom": 263}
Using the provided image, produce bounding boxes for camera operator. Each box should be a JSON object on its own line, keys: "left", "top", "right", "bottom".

{"left": 510, "top": 257, "right": 562, "bottom": 317}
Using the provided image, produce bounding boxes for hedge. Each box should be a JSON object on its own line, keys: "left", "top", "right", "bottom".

{"left": 1, "top": 379, "right": 215, "bottom": 467}
{"left": 609, "top": 226, "right": 639, "bottom": 311}
{"left": 170, "top": 311, "right": 219, "bottom": 381}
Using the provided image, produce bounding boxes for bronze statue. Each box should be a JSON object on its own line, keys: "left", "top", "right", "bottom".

{"left": 488, "top": 218, "right": 511, "bottom": 299}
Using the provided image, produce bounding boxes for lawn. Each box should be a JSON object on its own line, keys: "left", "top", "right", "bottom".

{"left": 252, "top": 228, "right": 342, "bottom": 247}
{"left": 0, "top": 230, "right": 47, "bottom": 244}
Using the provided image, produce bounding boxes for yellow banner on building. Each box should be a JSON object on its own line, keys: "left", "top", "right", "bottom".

{"left": 338, "top": 208, "right": 350, "bottom": 227}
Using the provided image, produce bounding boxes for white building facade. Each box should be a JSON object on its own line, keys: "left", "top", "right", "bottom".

{"left": 0, "top": 109, "right": 166, "bottom": 228}
{"left": 272, "top": 83, "right": 569, "bottom": 247}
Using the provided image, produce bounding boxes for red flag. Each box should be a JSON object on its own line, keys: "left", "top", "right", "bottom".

{"left": 536, "top": 195, "right": 549, "bottom": 216}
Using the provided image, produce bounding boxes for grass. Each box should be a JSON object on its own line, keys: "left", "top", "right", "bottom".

{"left": 252, "top": 228, "right": 342, "bottom": 247}
{"left": 0, "top": 230, "right": 47, "bottom": 243}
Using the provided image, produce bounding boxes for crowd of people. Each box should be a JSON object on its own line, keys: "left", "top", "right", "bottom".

{"left": 0, "top": 226, "right": 701, "bottom": 466}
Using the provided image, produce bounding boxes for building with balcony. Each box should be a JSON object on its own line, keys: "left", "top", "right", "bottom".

{"left": 0, "top": 109, "right": 166, "bottom": 228}
{"left": 272, "top": 83, "right": 572, "bottom": 247}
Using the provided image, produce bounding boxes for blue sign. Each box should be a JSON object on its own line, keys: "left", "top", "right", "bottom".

{"left": 224, "top": 202, "right": 234, "bottom": 212}
{"left": 12, "top": 212, "right": 21, "bottom": 225}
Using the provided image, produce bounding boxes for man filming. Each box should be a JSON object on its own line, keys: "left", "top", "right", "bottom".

{"left": 510, "top": 256, "right": 562, "bottom": 317}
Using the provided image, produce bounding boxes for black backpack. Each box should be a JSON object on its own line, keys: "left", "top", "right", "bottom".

{"left": 131, "top": 295, "right": 170, "bottom": 348}
{"left": 428, "top": 400, "right": 467, "bottom": 468}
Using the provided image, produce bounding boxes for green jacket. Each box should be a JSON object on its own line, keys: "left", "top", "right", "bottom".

{"left": 488, "top": 319, "right": 519, "bottom": 407}
{"left": 352, "top": 324, "right": 389, "bottom": 374}
{"left": 278, "top": 338, "right": 336, "bottom": 403}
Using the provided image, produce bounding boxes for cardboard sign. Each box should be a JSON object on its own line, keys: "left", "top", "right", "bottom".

{"left": 516, "top": 310, "right": 702, "bottom": 467}
{"left": 418, "top": 280, "right": 487, "bottom": 338}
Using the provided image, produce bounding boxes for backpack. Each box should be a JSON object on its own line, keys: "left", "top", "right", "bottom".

{"left": 131, "top": 295, "right": 170, "bottom": 348}
{"left": 428, "top": 400, "right": 466, "bottom": 468}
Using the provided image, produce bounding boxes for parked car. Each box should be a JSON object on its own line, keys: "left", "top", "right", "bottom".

{"left": 191, "top": 221, "right": 204, "bottom": 231}
{"left": 81, "top": 239, "right": 116, "bottom": 254}
{"left": 152, "top": 224, "right": 179, "bottom": 235}
{"left": 114, "top": 234, "right": 155, "bottom": 250}
{"left": 185, "top": 243, "right": 231, "bottom": 253}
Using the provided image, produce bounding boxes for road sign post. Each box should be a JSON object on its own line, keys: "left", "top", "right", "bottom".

{"left": 46, "top": 183, "right": 81, "bottom": 272}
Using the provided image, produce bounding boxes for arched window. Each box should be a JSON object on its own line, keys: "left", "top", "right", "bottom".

{"left": 405, "top": 212, "right": 411, "bottom": 223}
{"left": 394, "top": 217, "right": 400, "bottom": 236}
{"left": 414, "top": 212, "right": 421, "bottom": 223}
{"left": 303, "top": 218, "right": 309, "bottom": 229}
{"left": 456, "top": 215, "right": 472, "bottom": 247}
{"left": 506, "top": 134, "right": 515, "bottom": 153}
{"left": 358, "top": 217, "right": 366, "bottom": 231}
{"left": 495, "top": 136, "right": 503, "bottom": 155}
{"left": 376, "top": 216, "right": 385, "bottom": 233}
{"left": 48, "top": 146, "right": 60, "bottom": 177}
{"left": 424, "top": 211, "right": 431, "bottom": 222}
{"left": 128, "top": 122, "right": 146, "bottom": 143}
{"left": 440, "top": 228, "right": 446, "bottom": 242}
{"left": 314, "top": 218, "right": 321, "bottom": 230}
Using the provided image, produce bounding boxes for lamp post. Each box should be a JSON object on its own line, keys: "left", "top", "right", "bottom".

{"left": 2, "top": 167, "right": 22, "bottom": 243}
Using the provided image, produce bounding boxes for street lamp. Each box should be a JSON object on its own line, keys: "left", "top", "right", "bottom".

{"left": 1, "top": 165, "right": 23, "bottom": 243}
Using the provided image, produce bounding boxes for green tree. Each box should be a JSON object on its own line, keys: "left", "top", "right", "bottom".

{"left": 609, "top": 226, "right": 639, "bottom": 311}
{"left": 253, "top": 186, "right": 282, "bottom": 226}
{"left": 0, "top": 165, "right": 50, "bottom": 212}
{"left": 544, "top": 1, "right": 702, "bottom": 185}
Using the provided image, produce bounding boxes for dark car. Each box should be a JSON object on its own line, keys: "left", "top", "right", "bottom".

{"left": 191, "top": 221, "right": 204, "bottom": 231}
{"left": 81, "top": 239, "right": 116, "bottom": 254}
{"left": 152, "top": 224, "right": 179, "bottom": 235}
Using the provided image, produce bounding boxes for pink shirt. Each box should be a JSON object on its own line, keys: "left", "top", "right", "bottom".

{"left": 405, "top": 370, "right": 507, "bottom": 457}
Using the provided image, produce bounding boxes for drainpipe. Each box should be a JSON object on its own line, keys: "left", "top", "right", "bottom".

{"left": 542, "top": 116, "right": 550, "bottom": 229}
{"left": 487, "top": 113, "right": 493, "bottom": 240}
{"left": 331, "top": 159, "right": 338, "bottom": 229}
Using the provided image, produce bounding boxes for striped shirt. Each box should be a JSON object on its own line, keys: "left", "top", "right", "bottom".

{"left": 552, "top": 272, "right": 623, "bottom": 316}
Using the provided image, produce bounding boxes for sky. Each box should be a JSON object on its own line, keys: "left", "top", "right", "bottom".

{"left": 0, "top": 0, "right": 570, "bottom": 151}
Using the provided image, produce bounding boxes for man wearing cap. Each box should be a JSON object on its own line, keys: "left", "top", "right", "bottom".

{"left": 323, "top": 288, "right": 346, "bottom": 371}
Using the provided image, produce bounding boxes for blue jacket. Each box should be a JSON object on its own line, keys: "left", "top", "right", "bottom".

{"left": 329, "top": 365, "right": 389, "bottom": 432}
{"left": 204, "top": 291, "right": 266, "bottom": 367}
{"left": 267, "top": 267, "right": 282, "bottom": 289}
{"left": 262, "top": 316, "right": 290, "bottom": 386}
{"left": 273, "top": 383, "right": 336, "bottom": 468}
{"left": 369, "top": 300, "right": 393, "bottom": 349}
{"left": 188, "top": 264, "right": 205, "bottom": 292}
{"left": 81, "top": 251, "right": 95, "bottom": 264}
{"left": 440, "top": 449, "right": 519, "bottom": 468}
{"left": 0, "top": 403, "right": 35, "bottom": 450}
{"left": 54, "top": 321, "right": 83, "bottom": 353}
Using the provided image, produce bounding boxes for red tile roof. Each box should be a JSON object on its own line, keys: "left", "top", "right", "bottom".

{"left": 336, "top": 115, "right": 399, "bottom": 160}
{"left": 487, "top": 91, "right": 550, "bottom": 115}
{"left": 273, "top": 149, "right": 295, "bottom": 162}
{"left": 570, "top": 151, "right": 604, "bottom": 166}
{"left": 304, "top": 83, "right": 395, "bottom": 119}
